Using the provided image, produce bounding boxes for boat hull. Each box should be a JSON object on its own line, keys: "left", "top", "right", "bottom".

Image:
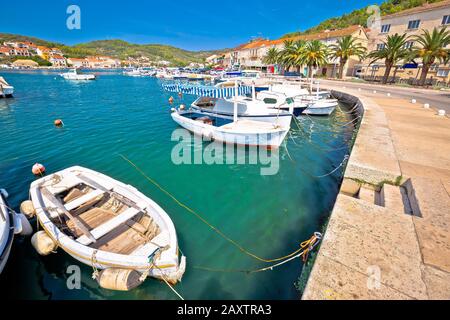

{"left": 1, "top": 86, "right": 14, "bottom": 97}
{"left": 0, "top": 190, "right": 14, "bottom": 275}
{"left": 302, "top": 101, "right": 337, "bottom": 115}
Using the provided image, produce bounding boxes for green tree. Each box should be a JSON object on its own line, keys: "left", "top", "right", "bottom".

{"left": 279, "top": 40, "right": 296, "bottom": 73}
{"left": 263, "top": 47, "right": 280, "bottom": 66}
{"left": 329, "top": 35, "right": 366, "bottom": 79}
{"left": 411, "top": 27, "right": 450, "bottom": 86}
{"left": 299, "top": 40, "right": 329, "bottom": 78}
{"left": 367, "top": 33, "right": 410, "bottom": 84}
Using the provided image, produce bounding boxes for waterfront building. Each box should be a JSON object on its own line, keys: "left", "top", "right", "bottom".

{"left": 48, "top": 54, "right": 67, "bottom": 67}
{"left": 86, "top": 56, "right": 121, "bottom": 68}
{"left": 67, "top": 58, "right": 90, "bottom": 68}
{"left": 224, "top": 25, "right": 368, "bottom": 77}
{"left": 36, "top": 46, "right": 52, "bottom": 60}
{"left": 361, "top": 0, "right": 450, "bottom": 84}
{"left": 0, "top": 46, "right": 14, "bottom": 56}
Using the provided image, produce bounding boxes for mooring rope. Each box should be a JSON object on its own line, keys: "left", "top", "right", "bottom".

{"left": 193, "top": 232, "right": 322, "bottom": 274}
{"left": 119, "top": 154, "right": 314, "bottom": 263}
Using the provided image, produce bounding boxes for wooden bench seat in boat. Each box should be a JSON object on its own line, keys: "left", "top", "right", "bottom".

{"left": 64, "top": 189, "right": 104, "bottom": 211}
{"left": 76, "top": 205, "right": 144, "bottom": 246}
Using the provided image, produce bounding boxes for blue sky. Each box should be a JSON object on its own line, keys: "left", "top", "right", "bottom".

{"left": 0, "top": 0, "right": 382, "bottom": 51}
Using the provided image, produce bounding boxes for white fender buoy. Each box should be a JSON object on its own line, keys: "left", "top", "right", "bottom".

{"left": 424, "top": 103, "right": 430, "bottom": 109}
{"left": 373, "top": 90, "right": 377, "bottom": 93}
{"left": 16, "top": 213, "right": 33, "bottom": 236}
{"left": 387, "top": 93, "right": 391, "bottom": 97}
{"left": 97, "top": 268, "right": 143, "bottom": 291}
{"left": 179, "top": 104, "right": 185, "bottom": 110}
{"left": 411, "top": 99, "right": 417, "bottom": 104}
{"left": 31, "top": 231, "right": 57, "bottom": 256}
{"left": 170, "top": 107, "right": 176, "bottom": 113}
{"left": 438, "top": 109, "right": 446, "bottom": 116}
{"left": 20, "top": 200, "right": 36, "bottom": 218}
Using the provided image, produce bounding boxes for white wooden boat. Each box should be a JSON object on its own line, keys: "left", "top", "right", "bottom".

{"left": 29, "top": 166, "right": 186, "bottom": 288}
{"left": 1, "top": 189, "right": 32, "bottom": 274}
{"left": 61, "top": 69, "right": 96, "bottom": 80}
{"left": 0, "top": 76, "right": 14, "bottom": 97}
{"left": 269, "top": 83, "right": 338, "bottom": 116}
{"left": 171, "top": 110, "right": 290, "bottom": 148}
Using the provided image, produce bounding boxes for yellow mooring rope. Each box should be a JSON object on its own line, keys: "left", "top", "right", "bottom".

{"left": 119, "top": 154, "right": 320, "bottom": 263}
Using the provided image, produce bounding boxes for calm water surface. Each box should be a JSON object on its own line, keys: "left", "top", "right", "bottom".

{"left": 0, "top": 70, "right": 354, "bottom": 299}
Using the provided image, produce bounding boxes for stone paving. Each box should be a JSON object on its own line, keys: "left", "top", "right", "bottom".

{"left": 302, "top": 86, "right": 450, "bottom": 300}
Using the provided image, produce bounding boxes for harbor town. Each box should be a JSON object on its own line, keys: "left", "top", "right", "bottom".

{"left": 1, "top": 0, "right": 450, "bottom": 304}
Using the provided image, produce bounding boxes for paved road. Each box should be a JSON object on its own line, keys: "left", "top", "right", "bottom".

{"left": 320, "top": 79, "right": 450, "bottom": 115}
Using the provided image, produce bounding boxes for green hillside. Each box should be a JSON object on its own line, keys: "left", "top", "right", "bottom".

{"left": 0, "top": 33, "right": 219, "bottom": 66}
{"left": 282, "top": 0, "right": 445, "bottom": 38}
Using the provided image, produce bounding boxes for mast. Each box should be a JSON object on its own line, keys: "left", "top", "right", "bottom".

{"left": 233, "top": 80, "right": 238, "bottom": 122}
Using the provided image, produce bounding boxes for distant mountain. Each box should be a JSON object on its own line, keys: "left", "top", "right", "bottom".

{"left": 0, "top": 33, "right": 221, "bottom": 66}
{"left": 282, "top": 0, "right": 446, "bottom": 38}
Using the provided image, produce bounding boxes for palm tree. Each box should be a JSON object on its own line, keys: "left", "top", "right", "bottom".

{"left": 329, "top": 35, "right": 366, "bottom": 79}
{"left": 367, "top": 33, "right": 410, "bottom": 84}
{"left": 263, "top": 47, "right": 280, "bottom": 66}
{"left": 411, "top": 27, "right": 450, "bottom": 86}
{"left": 279, "top": 40, "right": 296, "bottom": 73}
{"left": 299, "top": 40, "right": 329, "bottom": 78}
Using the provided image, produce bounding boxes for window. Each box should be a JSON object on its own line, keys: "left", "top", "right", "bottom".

{"left": 408, "top": 20, "right": 420, "bottom": 30}
{"left": 404, "top": 41, "right": 414, "bottom": 49}
{"left": 263, "top": 98, "right": 277, "bottom": 104}
{"left": 437, "top": 69, "right": 449, "bottom": 77}
{"left": 442, "top": 15, "right": 450, "bottom": 25}
{"left": 381, "top": 24, "right": 391, "bottom": 33}
{"left": 376, "top": 43, "right": 386, "bottom": 51}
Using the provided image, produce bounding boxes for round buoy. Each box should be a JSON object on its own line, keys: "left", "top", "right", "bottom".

{"left": 387, "top": 93, "right": 391, "bottom": 97}
{"left": 179, "top": 104, "right": 185, "bottom": 110}
{"left": 438, "top": 109, "right": 446, "bottom": 116}
{"left": 97, "top": 268, "right": 143, "bottom": 291}
{"left": 168, "top": 96, "right": 174, "bottom": 104}
{"left": 32, "top": 163, "right": 46, "bottom": 176}
{"left": 424, "top": 103, "right": 430, "bottom": 109}
{"left": 373, "top": 90, "right": 377, "bottom": 94}
{"left": 178, "top": 92, "right": 183, "bottom": 98}
{"left": 411, "top": 99, "right": 417, "bottom": 104}
{"left": 31, "top": 231, "right": 57, "bottom": 256}
{"left": 20, "top": 200, "right": 36, "bottom": 218}
{"left": 170, "top": 107, "right": 176, "bottom": 113}
{"left": 54, "top": 119, "right": 63, "bottom": 127}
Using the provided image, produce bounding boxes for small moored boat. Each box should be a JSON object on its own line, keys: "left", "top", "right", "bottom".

{"left": 29, "top": 166, "right": 186, "bottom": 290}
{"left": 1, "top": 189, "right": 32, "bottom": 274}
{"left": 0, "top": 76, "right": 14, "bottom": 97}
{"left": 61, "top": 68, "right": 96, "bottom": 81}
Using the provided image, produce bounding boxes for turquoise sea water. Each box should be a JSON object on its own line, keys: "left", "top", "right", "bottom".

{"left": 0, "top": 70, "right": 354, "bottom": 300}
